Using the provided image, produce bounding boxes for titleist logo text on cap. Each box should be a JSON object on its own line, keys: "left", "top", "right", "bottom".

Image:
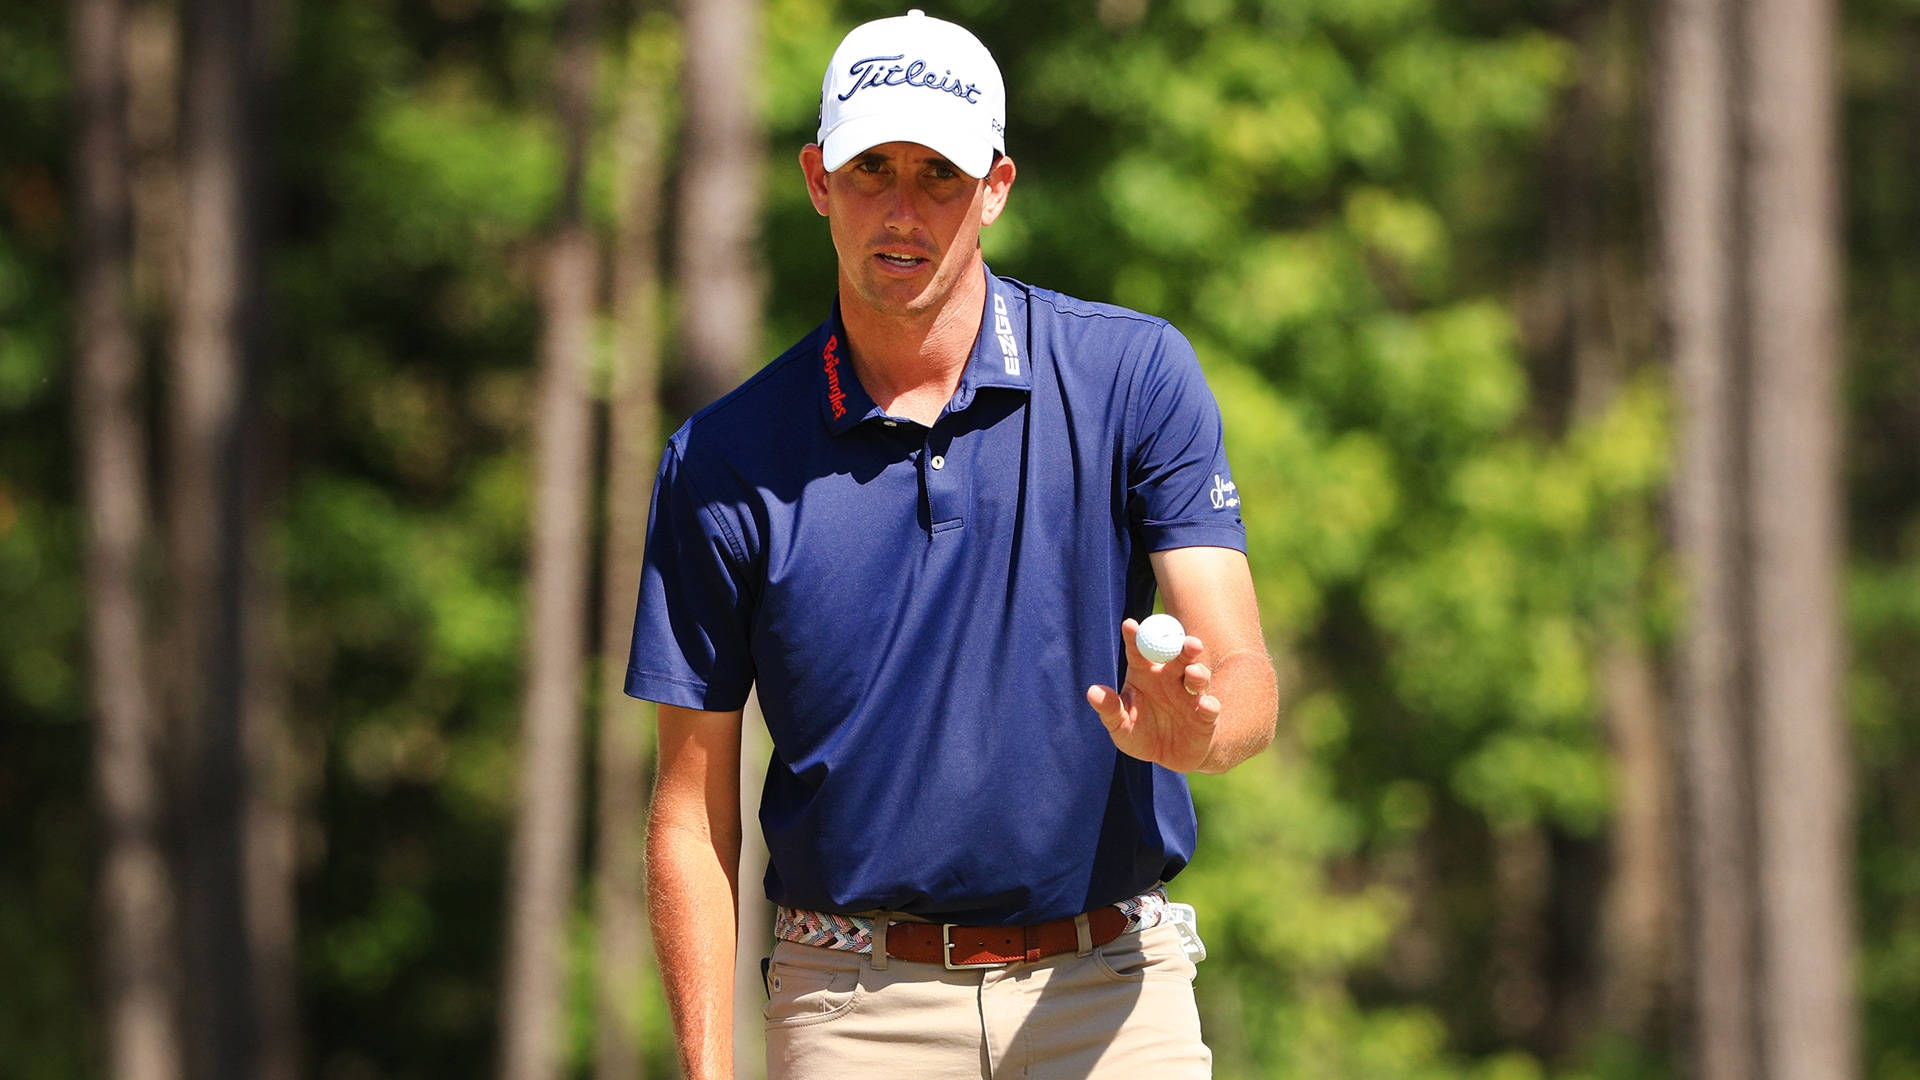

{"left": 838, "top": 54, "right": 983, "bottom": 104}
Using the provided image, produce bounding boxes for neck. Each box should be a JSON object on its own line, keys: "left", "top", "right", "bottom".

{"left": 839, "top": 262, "right": 988, "bottom": 424}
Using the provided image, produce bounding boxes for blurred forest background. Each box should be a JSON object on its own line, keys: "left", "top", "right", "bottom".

{"left": 3, "top": 0, "right": 1916, "bottom": 1077}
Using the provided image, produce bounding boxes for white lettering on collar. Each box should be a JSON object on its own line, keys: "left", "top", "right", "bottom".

{"left": 993, "top": 292, "right": 1019, "bottom": 376}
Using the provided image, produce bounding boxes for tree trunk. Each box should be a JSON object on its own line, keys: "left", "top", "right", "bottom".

{"left": 1737, "top": 0, "right": 1857, "bottom": 1076}
{"left": 1596, "top": 643, "right": 1676, "bottom": 1038}
{"left": 73, "top": 0, "right": 184, "bottom": 1074}
{"left": 674, "top": 0, "right": 763, "bottom": 413}
{"left": 171, "top": 0, "right": 273, "bottom": 1075}
{"left": 125, "top": 0, "right": 180, "bottom": 326}
{"left": 1656, "top": 0, "right": 1754, "bottom": 1075}
{"left": 242, "top": 487, "right": 302, "bottom": 1080}
{"left": 1488, "top": 824, "right": 1551, "bottom": 1045}
{"left": 594, "top": 32, "right": 670, "bottom": 1080}
{"left": 497, "top": 0, "right": 601, "bottom": 1076}
{"left": 1659, "top": 0, "right": 1858, "bottom": 1073}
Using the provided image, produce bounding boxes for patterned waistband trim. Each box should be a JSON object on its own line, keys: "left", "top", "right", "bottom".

{"left": 773, "top": 888, "right": 1171, "bottom": 955}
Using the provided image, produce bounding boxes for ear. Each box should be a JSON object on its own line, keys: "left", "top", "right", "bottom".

{"left": 978, "top": 153, "right": 1017, "bottom": 228}
{"left": 799, "top": 144, "right": 832, "bottom": 217}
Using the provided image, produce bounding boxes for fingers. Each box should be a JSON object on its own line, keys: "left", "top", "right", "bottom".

{"left": 1181, "top": 662, "right": 1212, "bottom": 696}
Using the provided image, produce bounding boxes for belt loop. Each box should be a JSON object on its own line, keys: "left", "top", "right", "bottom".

{"left": 1074, "top": 913, "right": 1093, "bottom": 957}
{"left": 871, "top": 914, "right": 890, "bottom": 970}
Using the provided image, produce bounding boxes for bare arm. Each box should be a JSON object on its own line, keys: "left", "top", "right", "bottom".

{"left": 1086, "top": 546, "right": 1278, "bottom": 773}
{"left": 648, "top": 704, "right": 745, "bottom": 1080}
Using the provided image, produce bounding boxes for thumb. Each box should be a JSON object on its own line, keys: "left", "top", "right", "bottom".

{"left": 1086, "top": 683, "right": 1125, "bottom": 732}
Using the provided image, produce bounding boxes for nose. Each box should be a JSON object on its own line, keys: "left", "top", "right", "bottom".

{"left": 882, "top": 175, "right": 919, "bottom": 234}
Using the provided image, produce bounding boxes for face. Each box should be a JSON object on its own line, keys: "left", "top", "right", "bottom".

{"left": 800, "top": 141, "right": 1016, "bottom": 321}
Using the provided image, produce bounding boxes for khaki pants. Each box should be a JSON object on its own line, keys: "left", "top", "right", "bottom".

{"left": 763, "top": 919, "right": 1211, "bottom": 1079}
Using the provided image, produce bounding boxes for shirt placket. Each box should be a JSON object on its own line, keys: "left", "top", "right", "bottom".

{"left": 922, "top": 420, "right": 964, "bottom": 536}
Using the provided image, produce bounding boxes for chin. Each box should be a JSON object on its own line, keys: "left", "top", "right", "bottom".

{"left": 859, "top": 280, "right": 942, "bottom": 317}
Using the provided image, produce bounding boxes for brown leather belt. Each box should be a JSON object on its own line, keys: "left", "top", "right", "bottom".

{"left": 880, "top": 906, "right": 1130, "bottom": 969}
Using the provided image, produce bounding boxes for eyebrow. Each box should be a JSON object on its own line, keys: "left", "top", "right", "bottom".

{"left": 850, "top": 150, "right": 962, "bottom": 172}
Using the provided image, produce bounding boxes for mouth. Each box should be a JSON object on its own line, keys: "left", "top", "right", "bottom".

{"left": 873, "top": 251, "right": 931, "bottom": 274}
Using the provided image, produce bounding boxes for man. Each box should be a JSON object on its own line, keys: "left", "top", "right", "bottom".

{"left": 627, "top": 10, "right": 1278, "bottom": 1079}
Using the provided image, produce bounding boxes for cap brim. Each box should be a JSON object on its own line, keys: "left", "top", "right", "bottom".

{"left": 820, "top": 114, "right": 995, "bottom": 180}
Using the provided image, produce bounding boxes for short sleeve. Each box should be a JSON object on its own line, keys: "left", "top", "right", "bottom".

{"left": 624, "top": 442, "right": 756, "bottom": 710}
{"left": 1126, "top": 324, "right": 1247, "bottom": 553}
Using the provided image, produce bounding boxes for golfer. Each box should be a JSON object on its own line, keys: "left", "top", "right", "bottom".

{"left": 627, "top": 10, "right": 1278, "bottom": 1078}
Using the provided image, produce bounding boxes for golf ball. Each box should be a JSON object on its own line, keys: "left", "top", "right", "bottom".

{"left": 1135, "top": 613, "right": 1187, "bottom": 664}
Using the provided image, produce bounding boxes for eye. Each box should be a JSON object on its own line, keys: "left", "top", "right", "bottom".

{"left": 926, "top": 162, "right": 958, "bottom": 180}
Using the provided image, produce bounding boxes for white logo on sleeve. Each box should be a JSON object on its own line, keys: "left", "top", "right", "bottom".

{"left": 993, "top": 292, "right": 1019, "bottom": 375}
{"left": 1209, "top": 474, "right": 1239, "bottom": 510}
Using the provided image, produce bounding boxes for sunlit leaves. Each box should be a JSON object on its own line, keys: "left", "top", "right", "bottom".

{"left": 1197, "top": 233, "right": 1364, "bottom": 354}
{"left": 1366, "top": 303, "right": 1526, "bottom": 439}
{"left": 348, "top": 90, "right": 562, "bottom": 259}
{"left": 1104, "top": 152, "right": 1244, "bottom": 255}
{"left": 1188, "top": 756, "right": 1401, "bottom": 972}
{"left": 1373, "top": 31, "right": 1575, "bottom": 143}
{"left": 1454, "top": 732, "right": 1611, "bottom": 834}
{"left": 1210, "top": 357, "right": 1399, "bottom": 632}
{"left": 1345, "top": 186, "right": 1449, "bottom": 293}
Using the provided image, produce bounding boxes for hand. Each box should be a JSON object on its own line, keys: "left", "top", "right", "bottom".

{"left": 1085, "top": 618, "right": 1221, "bottom": 773}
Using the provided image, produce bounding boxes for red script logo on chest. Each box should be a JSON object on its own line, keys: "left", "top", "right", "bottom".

{"left": 822, "top": 333, "right": 848, "bottom": 419}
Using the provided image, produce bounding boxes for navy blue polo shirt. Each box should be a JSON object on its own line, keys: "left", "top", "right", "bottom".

{"left": 626, "top": 267, "right": 1245, "bottom": 925}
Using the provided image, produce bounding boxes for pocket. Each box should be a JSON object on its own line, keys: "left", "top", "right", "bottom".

{"left": 1092, "top": 922, "right": 1198, "bottom": 985}
{"left": 762, "top": 952, "right": 863, "bottom": 1027}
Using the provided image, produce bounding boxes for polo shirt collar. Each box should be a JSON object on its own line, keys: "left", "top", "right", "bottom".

{"left": 956, "top": 267, "right": 1033, "bottom": 400}
{"left": 816, "top": 267, "right": 1032, "bottom": 435}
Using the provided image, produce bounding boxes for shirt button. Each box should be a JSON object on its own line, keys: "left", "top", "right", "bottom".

{"left": 930, "top": 455, "right": 945, "bottom": 470}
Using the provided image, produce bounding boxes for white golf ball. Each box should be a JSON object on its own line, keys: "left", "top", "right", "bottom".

{"left": 1135, "top": 613, "right": 1187, "bottom": 664}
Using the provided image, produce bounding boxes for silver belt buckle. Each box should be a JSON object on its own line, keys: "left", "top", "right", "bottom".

{"left": 941, "top": 923, "right": 1006, "bottom": 970}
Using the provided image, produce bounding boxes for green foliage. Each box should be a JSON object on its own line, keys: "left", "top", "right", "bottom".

{"left": 1844, "top": 0, "right": 1920, "bottom": 1065}
{"left": 349, "top": 91, "right": 563, "bottom": 257}
{"left": 0, "top": 3, "right": 97, "bottom": 1072}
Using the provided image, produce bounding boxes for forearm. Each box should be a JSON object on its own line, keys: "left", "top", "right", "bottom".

{"left": 1195, "top": 646, "right": 1278, "bottom": 774}
{"left": 647, "top": 810, "right": 742, "bottom": 1079}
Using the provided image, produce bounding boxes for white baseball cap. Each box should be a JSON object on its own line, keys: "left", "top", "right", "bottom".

{"left": 817, "top": 9, "right": 1006, "bottom": 179}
